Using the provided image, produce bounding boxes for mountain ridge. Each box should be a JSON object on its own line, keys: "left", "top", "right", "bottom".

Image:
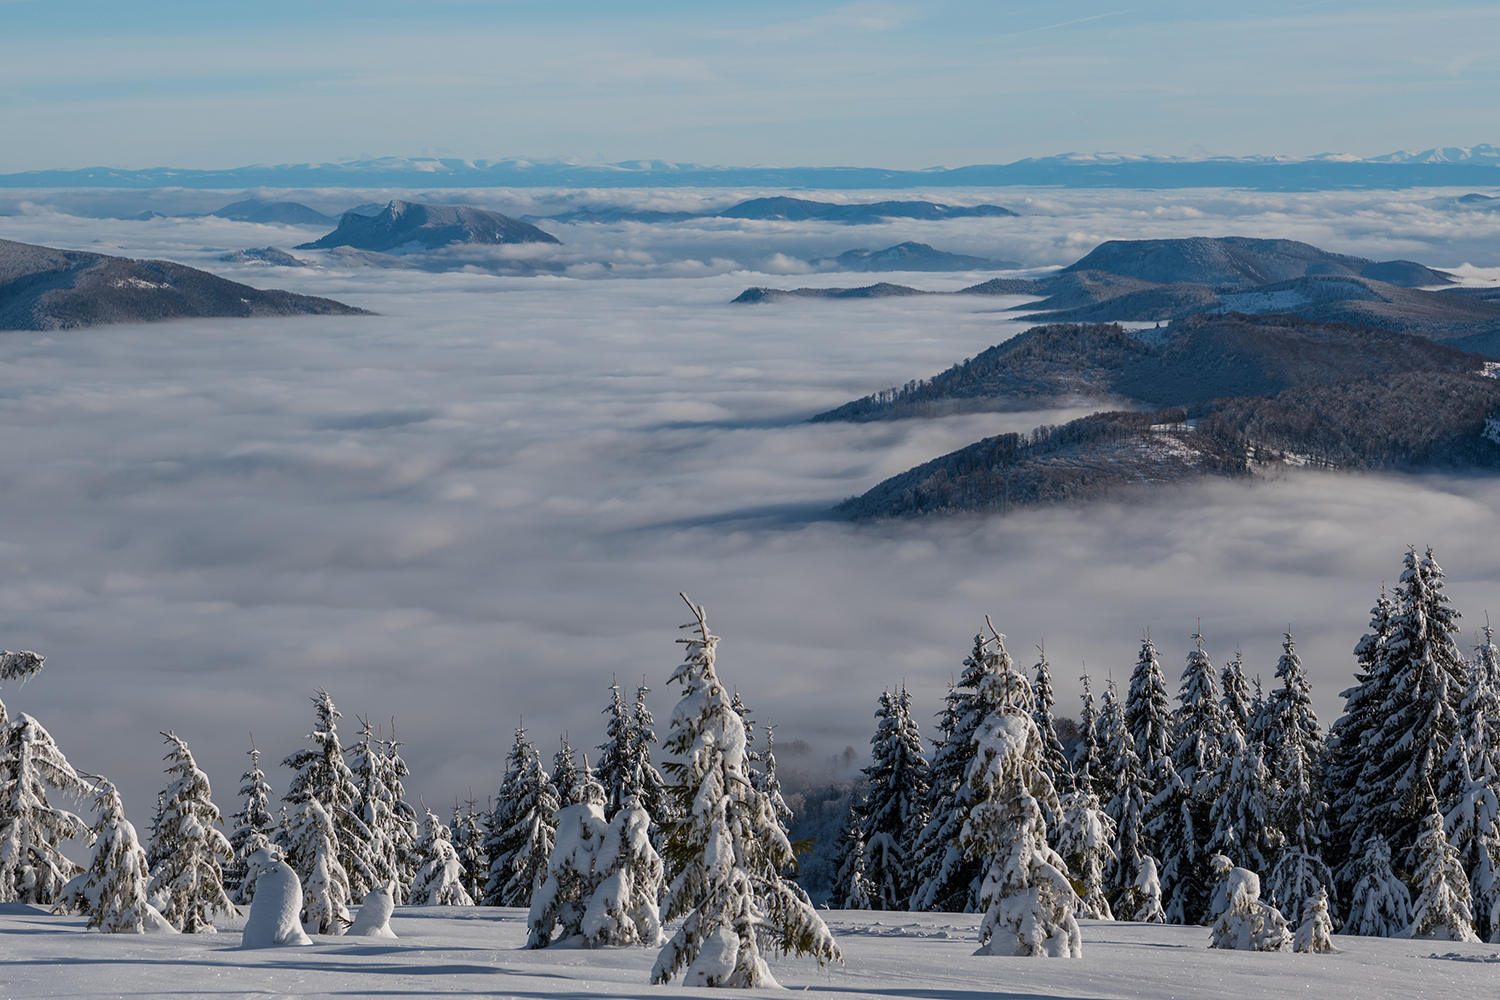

{"left": 5, "top": 146, "right": 1498, "bottom": 190}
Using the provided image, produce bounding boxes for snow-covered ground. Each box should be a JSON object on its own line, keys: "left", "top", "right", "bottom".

{"left": 3, "top": 904, "right": 1496, "bottom": 1000}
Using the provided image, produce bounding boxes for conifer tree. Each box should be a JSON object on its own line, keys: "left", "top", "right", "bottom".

{"left": 1103, "top": 678, "right": 1152, "bottom": 915}
{"left": 281, "top": 690, "right": 370, "bottom": 902}
{"left": 408, "top": 807, "right": 474, "bottom": 906}
{"left": 553, "top": 736, "right": 581, "bottom": 809}
{"left": 596, "top": 682, "right": 632, "bottom": 818}
{"left": 629, "top": 683, "right": 671, "bottom": 832}
{"left": 859, "top": 685, "right": 929, "bottom": 910}
{"left": 1408, "top": 793, "right": 1479, "bottom": 941}
{"left": 381, "top": 725, "right": 421, "bottom": 891}
{"left": 1341, "top": 835, "right": 1411, "bottom": 937}
{"left": 827, "top": 804, "right": 873, "bottom": 910}
{"left": 452, "top": 795, "right": 488, "bottom": 904}
{"left": 59, "top": 777, "right": 151, "bottom": 932}
{"left": 1126, "top": 635, "right": 1173, "bottom": 773}
{"left": 1358, "top": 549, "right": 1468, "bottom": 864}
{"left": 913, "top": 630, "right": 1006, "bottom": 913}
{"left": 1206, "top": 727, "right": 1280, "bottom": 875}
{"left": 1294, "top": 886, "right": 1334, "bottom": 953}
{"left": 0, "top": 712, "right": 88, "bottom": 904}
{"left": 652, "top": 596, "right": 838, "bottom": 988}
{"left": 284, "top": 795, "right": 350, "bottom": 933}
{"left": 1445, "top": 622, "right": 1500, "bottom": 940}
{"left": 959, "top": 638, "right": 1082, "bottom": 957}
{"left": 1326, "top": 587, "right": 1394, "bottom": 886}
{"left": 483, "top": 726, "right": 559, "bottom": 908}
{"left": 1156, "top": 630, "right": 1224, "bottom": 924}
{"left": 1055, "top": 782, "right": 1114, "bottom": 920}
{"left": 1219, "top": 648, "right": 1254, "bottom": 740}
{"left": 528, "top": 774, "right": 607, "bottom": 947}
{"left": 226, "top": 738, "right": 277, "bottom": 905}
{"left": 583, "top": 794, "right": 666, "bottom": 947}
{"left": 1032, "top": 646, "right": 1073, "bottom": 796}
{"left": 1071, "top": 671, "right": 1102, "bottom": 798}
{"left": 148, "top": 732, "right": 234, "bottom": 933}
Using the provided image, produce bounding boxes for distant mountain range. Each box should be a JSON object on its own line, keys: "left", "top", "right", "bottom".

{"left": 527, "top": 197, "right": 1017, "bottom": 225}
{"left": 0, "top": 238, "right": 367, "bottom": 331}
{"left": 4, "top": 146, "right": 1498, "bottom": 190}
{"left": 738, "top": 236, "right": 1500, "bottom": 349}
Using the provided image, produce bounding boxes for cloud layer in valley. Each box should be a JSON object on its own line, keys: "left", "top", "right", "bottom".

{"left": 2, "top": 192, "right": 1500, "bottom": 831}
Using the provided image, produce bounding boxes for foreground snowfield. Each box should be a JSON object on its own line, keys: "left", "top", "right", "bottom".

{"left": 3, "top": 904, "right": 1496, "bottom": 1000}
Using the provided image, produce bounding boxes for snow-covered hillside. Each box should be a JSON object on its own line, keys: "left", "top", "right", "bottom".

{"left": 1, "top": 904, "right": 1495, "bottom": 1000}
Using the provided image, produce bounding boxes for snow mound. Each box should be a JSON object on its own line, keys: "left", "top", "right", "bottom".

{"left": 241, "top": 850, "right": 314, "bottom": 948}
{"left": 346, "top": 884, "right": 397, "bottom": 938}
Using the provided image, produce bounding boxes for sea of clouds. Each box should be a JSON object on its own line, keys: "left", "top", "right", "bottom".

{"left": 2, "top": 190, "right": 1500, "bottom": 829}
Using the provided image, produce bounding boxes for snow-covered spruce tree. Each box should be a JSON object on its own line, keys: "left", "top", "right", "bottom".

{"left": 1126, "top": 635, "right": 1174, "bottom": 775}
{"left": 1157, "top": 630, "right": 1225, "bottom": 924}
{"left": 583, "top": 794, "right": 666, "bottom": 947}
{"left": 1262, "top": 632, "right": 1323, "bottom": 768}
{"left": 345, "top": 718, "right": 409, "bottom": 902}
{"left": 959, "top": 641, "right": 1083, "bottom": 957}
{"left": 483, "top": 726, "right": 559, "bottom": 908}
{"left": 1055, "top": 781, "right": 1114, "bottom": 920}
{"left": 1341, "top": 835, "right": 1412, "bottom": 937}
{"left": 528, "top": 774, "right": 608, "bottom": 947}
{"left": 1359, "top": 548, "right": 1468, "bottom": 864}
{"left": 652, "top": 596, "right": 839, "bottom": 988}
{"left": 58, "top": 776, "right": 151, "bottom": 932}
{"left": 1325, "top": 587, "right": 1395, "bottom": 887}
{"left": 828, "top": 805, "right": 874, "bottom": 910}
{"left": 1071, "top": 671, "right": 1103, "bottom": 799}
{"left": 1032, "top": 646, "right": 1074, "bottom": 797}
{"left": 629, "top": 683, "right": 672, "bottom": 833}
{"left": 912, "top": 630, "right": 1007, "bottom": 913}
{"left": 1103, "top": 678, "right": 1154, "bottom": 917}
{"left": 381, "top": 725, "right": 421, "bottom": 892}
{"left": 1205, "top": 726, "right": 1280, "bottom": 876}
{"left": 148, "top": 732, "right": 235, "bottom": 933}
{"left": 1407, "top": 793, "right": 1479, "bottom": 941}
{"left": 553, "top": 736, "right": 581, "bottom": 809}
{"left": 284, "top": 795, "right": 351, "bottom": 933}
{"left": 452, "top": 796, "right": 488, "bottom": 904}
{"left": 1219, "top": 648, "right": 1254, "bottom": 742}
{"left": 408, "top": 806, "right": 474, "bottom": 906}
{"left": 1444, "top": 623, "right": 1500, "bottom": 940}
{"left": 0, "top": 712, "right": 88, "bottom": 904}
{"left": 1209, "top": 866, "right": 1291, "bottom": 951}
{"left": 1266, "top": 847, "right": 1335, "bottom": 930}
{"left": 1294, "top": 886, "right": 1334, "bottom": 954}
{"left": 1131, "top": 855, "right": 1166, "bottom": 923}
{"left": 281, "top": 689, "right": 371, "bottom": 903}
{"left": 859, "top": 685, "right": 929, "bottom": 911}
{"left": 596, "top": 682, "right": 632, "bottom": 818}
{"left": 226, "top": 738, "right": 277, "bottom": 905}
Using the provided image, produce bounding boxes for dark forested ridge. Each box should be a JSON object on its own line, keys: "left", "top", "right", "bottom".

{"left": 0, "top": 238, "right": 369, "bottom": 331}
{"left": 827, "top": 314, "right": 1500, "bottom": 518}
{"left": 815, "top": 315, "right": 1490, "bottom": 422}
{"left": 838, "top": 409, "right": 1250, "bottom": 519}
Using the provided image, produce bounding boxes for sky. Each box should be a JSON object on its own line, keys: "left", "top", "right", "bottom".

{"left": 2, "top": 1, "right": 1498, "bottom": 172}
{"left": 3, "top": 192, "right": 1500, "bottom": 826}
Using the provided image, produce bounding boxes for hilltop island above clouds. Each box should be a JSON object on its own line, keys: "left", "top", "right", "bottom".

{"left": 766, "top": 236, "right": 1500, "bottom": 518}
{"left": 0, "top": 238, "right": 368, "bottom": 331}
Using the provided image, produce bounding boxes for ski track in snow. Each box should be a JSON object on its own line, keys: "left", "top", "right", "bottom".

{"left": 1, "top": 906, "right": 1496, "bottom": 1000}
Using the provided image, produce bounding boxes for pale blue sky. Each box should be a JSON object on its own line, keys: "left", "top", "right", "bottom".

{"left": 1, "top": 1, "right": 1496, "bottom": 172}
